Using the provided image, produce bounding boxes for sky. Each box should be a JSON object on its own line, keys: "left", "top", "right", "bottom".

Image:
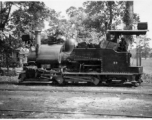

{"left": 43, "top": 0, "right": 152, "bottom": 47}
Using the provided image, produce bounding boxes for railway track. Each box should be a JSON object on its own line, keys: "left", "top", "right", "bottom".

{"left": 0, "top": 109, "right": 151, "bottom": 118}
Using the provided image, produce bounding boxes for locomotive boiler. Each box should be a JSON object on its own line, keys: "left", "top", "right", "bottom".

{"left": 18, "top": 22, "right": 148, "bottom": 87}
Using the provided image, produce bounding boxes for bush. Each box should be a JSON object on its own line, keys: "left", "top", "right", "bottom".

{"left": 0, "top": 69, "right": 17, "bottom": 76}
{"left": 0, "top": 76, "right": 18, "bottom": 83}
{"left": 142, "top": 73, "right": 152, "bottom": 83}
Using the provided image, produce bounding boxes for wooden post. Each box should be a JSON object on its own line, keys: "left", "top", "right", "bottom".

{"left": 35, "top": 30, "right": 41, "bottom": 46}
{"left": 136, "top": 48, "right": 138, "bottom": 66}
{"left": 139, "top": 46, "right": 141, "bottom": 66}
{"left": 136, "top": 36, "right": 141, "bottom": 66}
{"left": 35, "top": 30, "right": 41, "bottom": 58}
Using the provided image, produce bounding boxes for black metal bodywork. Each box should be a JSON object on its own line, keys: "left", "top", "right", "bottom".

{"left": 67, "top": 48, "right": 141, "bottom": 74}
{"left": 57, "top": 47, "right": 142, "bottom": 86}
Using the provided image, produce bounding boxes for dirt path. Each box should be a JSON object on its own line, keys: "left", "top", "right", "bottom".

{"left": 0, "top": 83, "right": 152, "bottom": 118}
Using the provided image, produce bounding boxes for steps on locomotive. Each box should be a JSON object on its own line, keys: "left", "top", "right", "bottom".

{"left": 20, "top": 79, "right": 53, "bottom": 84}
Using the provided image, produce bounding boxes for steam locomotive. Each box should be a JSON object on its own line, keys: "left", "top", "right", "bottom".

{"left": 18, "top": 22, "right": 148, "bottom": 86}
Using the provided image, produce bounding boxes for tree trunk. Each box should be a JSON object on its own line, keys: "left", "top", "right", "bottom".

{"left": 107, "top": 1, "right": 113, "bottom": 30}
{"left": 125, "top": 1, "right": 133, "bottom": 29}
{"left": 123, "top": 1, "right": 134, "bottom": 53}
{"left": 1, "top": 2, "right": 12, "bottom": 31}
{"left": 6, "top": 52, "right": 9, "bottom": 73}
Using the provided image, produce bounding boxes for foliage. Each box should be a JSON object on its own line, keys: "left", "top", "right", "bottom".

{"left": 45, "top": 1, "right": 143, "bottom": 45}
{"left": 0, "top": 1, "right": 56, "bottom": 68}
{"left": 138, "top": 35, "right": 151, "bottom": 59}
{"left": 131, "top": 35, "right": 151, "bottom": 59}
{"left": 63, "top": 1, "right": 128, "bottom": 44}
{"left": 47, "top": 18, "right": 70, "bottom": 37}
{"left": 9, "top": 1, "right": 52, "bottom": 42}
{"left": 83, "top": 1, "right": 126, "bottom": 31}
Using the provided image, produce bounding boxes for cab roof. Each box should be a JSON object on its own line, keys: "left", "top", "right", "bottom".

{"left": 107, "top": 30, "right": 148, "bottom": 35}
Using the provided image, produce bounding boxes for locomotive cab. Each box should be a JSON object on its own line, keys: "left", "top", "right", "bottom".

{"left": 106, "top": 28, "right": 148, "bottom": 53}
{"left": 106, "top": 29, "right": 148, "bottom": 66}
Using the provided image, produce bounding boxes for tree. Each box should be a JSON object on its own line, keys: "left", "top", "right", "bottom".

{"left": 65, "top": 1, "right": 128, "bottom": 44}
{"left": 123, "top": 1, "right": 133, "bottom": 30}
{"left": 0, "top": 1, "right": 58, "bottom": 50}
{"left": 83, "top": 1, "right": 126, "bottom": 32}
{"left": 0, "top": 2, "right": 13, "bottom": 31}
{"left": 0, "top": 1, "right": 55, "bottom": 70}
{"left": 66, "top": 6, "right": 78, "bottom": 18}
{"left": 9, "top": 2, "right": 51, "bottom": 42}
{"left": 122, "top": 1, "right": 140, "bottom": 43}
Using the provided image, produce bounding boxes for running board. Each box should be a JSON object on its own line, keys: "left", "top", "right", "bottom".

{"left": 20, "top": 81, "right": 53, "bottom": 84}
{"left": 62, "top": 72, "right": 137, "bottom": 75}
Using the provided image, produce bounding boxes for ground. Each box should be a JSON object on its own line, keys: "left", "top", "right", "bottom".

{"left": 0, "top": 80, "right": 152, "bottom": 118}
